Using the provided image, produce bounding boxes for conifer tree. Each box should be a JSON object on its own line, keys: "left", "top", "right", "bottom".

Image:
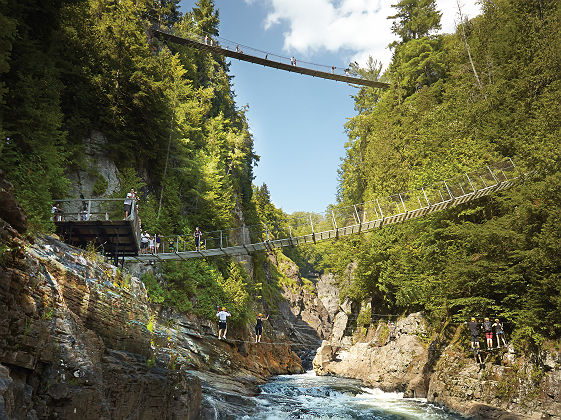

{"left": 192, "top": 0, "right": 218, "bottom": 36}
{"left": 388, "top": 0, "right": 441, "bottom": 44}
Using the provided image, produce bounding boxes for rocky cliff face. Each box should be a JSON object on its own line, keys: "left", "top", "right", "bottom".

{"left": 313, "top": 312, "right": 430, "bottom": 398}
{"left": 0, "top": 210, "right": 302, "bottom": 419}
{"left": 312, "top": 305, "right": 561, "bottom": 419}
{"left": 427, "top": 346, "right": 561, "bottom": 419}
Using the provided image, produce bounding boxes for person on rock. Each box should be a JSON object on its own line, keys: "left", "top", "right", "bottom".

{"left": 467, "top": 317, "right": 480, "bottom": 351}
{"left": 387, "top": 321, "right": 396, "bottom": 343}
{"left": 473, "top": 346, "right": 483, "bottom": 365}
{"left": 255, "top": 313, "right": 269, "bottom": 343}
{"left": 216, "top": 307, "right": 231, "bottom": 340}
{"left": 482, "top": 317, "right": 493, "bottom": 348}
{"left": 493, "top": 318, "right": 507, "bottom": 348}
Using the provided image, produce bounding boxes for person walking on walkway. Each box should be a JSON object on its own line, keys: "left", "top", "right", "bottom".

{"left": 216, "top": 307, "right": 231, "bottom": 340}
{"left": 194, "top": 227, "right": 202, "bottom": 251}
{"left": 255, "top": 313, "right": 269, "bottom": 343}
{"left": 482, "top": 317, "right": 493, "bottom": 348}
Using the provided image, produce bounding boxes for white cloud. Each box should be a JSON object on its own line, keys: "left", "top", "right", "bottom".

{"left": 250, "top": 0, "right": 482, "bottom": 67}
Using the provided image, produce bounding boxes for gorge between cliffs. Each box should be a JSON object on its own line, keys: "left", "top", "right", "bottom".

{"left": 1, "top": 205, "right": 560, "bottom": 419}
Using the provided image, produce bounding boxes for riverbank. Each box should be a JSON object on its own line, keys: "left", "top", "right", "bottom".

{"left": 0, "top": 217, "right": 303, "bottom": 418}
{"left": 2, "top": 202, "right": 560, "bottom": 419}
{"left": 312, "top": 310, "right": 561, "bottom": 419}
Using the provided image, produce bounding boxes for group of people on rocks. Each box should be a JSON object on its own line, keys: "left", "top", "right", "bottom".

{"left": 467, "top": 317, "right": 507, "bottom": 363}
{"left": 216, "top": 307, "right": 269, "bottom": 343}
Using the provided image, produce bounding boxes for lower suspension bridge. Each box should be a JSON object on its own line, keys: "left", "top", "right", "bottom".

{"left": 54, "top": 159, "right": 523, "bottom": 264}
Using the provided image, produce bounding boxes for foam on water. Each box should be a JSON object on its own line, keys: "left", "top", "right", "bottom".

{"left": 242, "top": 371, "right": 460, "bottom": 420}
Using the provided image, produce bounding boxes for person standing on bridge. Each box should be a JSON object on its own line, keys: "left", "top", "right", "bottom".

{"left": 140, "top": 231, "right": 149, "bottom": 254}
{"left": 216, "top": 307, "right": 231, "bottom": 340}
{"left": 155, "top": 233, "right": 161, "bottom": 254}
{"left": 124, "top": 188, "right": 135, "bottom": 219}
{"left": 194, "top": 227, "right": 202, "bottom": 251}
{"left": 255, "top": 313, "right": 269, "bottom": 343}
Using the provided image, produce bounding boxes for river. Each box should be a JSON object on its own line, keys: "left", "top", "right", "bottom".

{"left": 211, "top": 371, "right": 462, "bottom": 419}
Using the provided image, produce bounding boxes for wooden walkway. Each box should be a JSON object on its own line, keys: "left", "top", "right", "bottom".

{"left": 126, "top": 160, "right": 522, "bottom": 263}
{"left": 151, "top": 29, "right": 389, "bottom": 89}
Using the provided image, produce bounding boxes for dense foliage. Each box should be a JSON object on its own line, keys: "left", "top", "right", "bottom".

{"left": 332, "top": 0, "right": 561, "bottom": 348}
{"left": 2, "top": 0, "right": 560, "bottom": 346}
{"left": 0, "top": 0, "right": 265, "bottom": 323}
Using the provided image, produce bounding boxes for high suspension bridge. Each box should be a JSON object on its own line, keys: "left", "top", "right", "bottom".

{"left": 54, "top": 159, "right": 524, "bottom": 264}
{"left": 151, "top": 28, "right": 389, "bottom": 89}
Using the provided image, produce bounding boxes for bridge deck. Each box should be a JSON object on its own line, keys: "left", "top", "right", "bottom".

{"left": 152, "top": 29, "right": 389, "bottom": 89}
{"left": 126, "top": 172, "right": 521, "bottom": 263}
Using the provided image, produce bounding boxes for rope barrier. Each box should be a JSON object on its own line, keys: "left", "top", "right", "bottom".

{"left": 199, "top": 29, "right": 338, "bottom": 71}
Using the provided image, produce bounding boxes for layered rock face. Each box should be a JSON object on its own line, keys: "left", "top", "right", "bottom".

{"left": 313, "top": 312, "right": 430, "bottom": 398}
{"left": 0, "top": 223, "right": 201, "bottom": 419}
{"left": 0, "top": 215, "right": 302, "bottom": 419}
{"left": 428, "top": 348, "right": 561, "bottom": 419}
{"left": 313, "top": 304, "right": 561, "bottom": 419}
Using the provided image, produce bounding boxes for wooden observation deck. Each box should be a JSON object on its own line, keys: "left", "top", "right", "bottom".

{"left": 53, "top": 198, "right": 140, "bottom": 265}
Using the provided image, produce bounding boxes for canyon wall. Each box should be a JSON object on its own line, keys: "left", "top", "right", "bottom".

{"left": 0, "top": 214, "right": 302, "bottom": 419}
{"left": 312, "top": 308, "right": 561, "bottom": 419}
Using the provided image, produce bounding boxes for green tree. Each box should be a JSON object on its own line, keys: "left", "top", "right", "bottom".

{"left": 191, "top": 0, "right": 219, "bottom": 36}
{"left": 388, "top": 0, "right": 441, "bottom": 44}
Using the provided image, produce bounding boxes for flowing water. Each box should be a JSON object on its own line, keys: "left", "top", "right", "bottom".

{"left": 235, "top": 371, "right": 461, "bottom": 420}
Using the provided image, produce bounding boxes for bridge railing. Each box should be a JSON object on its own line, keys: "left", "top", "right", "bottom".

{"left": 154, "top": 27, "right": 369, "bottom": 81}
{"left": 109, "top": 159, "right": 521, "bottom": 258}
{"left": 52, "top": 198, "right": 138, "bottom": 223}
{"left": 154, "top": 159, "right": 521, "bottom": 254}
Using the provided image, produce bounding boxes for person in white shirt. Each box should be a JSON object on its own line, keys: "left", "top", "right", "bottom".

{"left": 140, "top": 231, "right": 149, "bottom": 254}
{"left": 216, "top": 307, "right": 231, "bottom": 340}
{"left": 124, "top": 188, "right": 135, "bottom": 219}
{"left": 51, "top": 203, "right": 63, "bottom": 221}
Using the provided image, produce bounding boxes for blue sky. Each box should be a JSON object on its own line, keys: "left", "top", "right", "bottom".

{"left": 178, "top": 0, "right": 481, "bottom": 214}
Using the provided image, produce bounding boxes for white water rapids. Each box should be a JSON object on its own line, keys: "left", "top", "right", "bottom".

{"left": 230, "top": 371, "right": 461, "bottom": 419}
